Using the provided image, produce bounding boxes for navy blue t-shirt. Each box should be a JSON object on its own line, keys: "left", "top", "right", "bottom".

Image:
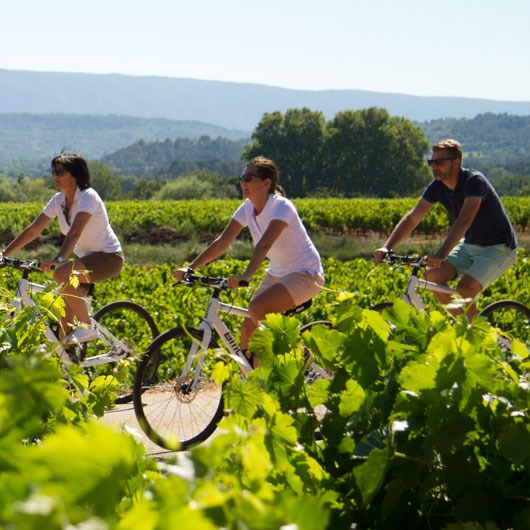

{"left": 422, "top": 168, "right": 517, "bottom": 249}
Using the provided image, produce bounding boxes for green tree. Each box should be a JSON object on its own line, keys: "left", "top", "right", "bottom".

{"left": 88, "top": 161, "right": 121, "bottom": 200}
{"left": 323, "top": 107, "right": 430, "bottom": 197}
{"left": 242, "top": 108, "right": 326, "bottom": 196}
{"left": 153, "top": 171, "right": 239, "bottom": 200}
{"left": 0, "top": 174, "right": 17, "bottom": 202}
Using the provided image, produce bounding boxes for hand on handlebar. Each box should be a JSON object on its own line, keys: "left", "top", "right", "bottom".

{"left": 373, "top": 247, "right": 390, "bottom": 265}
{"left": 173, "top": 267, "right": 189, "bottom": 282}
{"left": 425, "top": 254, "right": 446, "bottom": 269}
{"left": 227, "top": 275, "right": 250, "bottom": 289}
{"left": 40, "top": 259, "right": 60, "bottom": 272}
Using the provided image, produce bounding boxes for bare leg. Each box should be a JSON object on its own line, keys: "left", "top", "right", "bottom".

{"left": 455, "top": 274, "right": 482, "bottom": 320}
{"left": 240, "top": 283, "right": 295, "bottom": 365}
{"left": 52, "top": 260, "right": 92, "bottom": 337}
{"left": 424, "top": 263, "right": 481, "bottom": 320}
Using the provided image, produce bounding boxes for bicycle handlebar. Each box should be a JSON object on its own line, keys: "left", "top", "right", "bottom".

{"left": 0, "top": 256, "right": 41, "bottom": 272}
{"left": 383, "top": 252, "right": 426, "bottom": 267}
{"left": 180, "top": 272, "right": 249, "bottom": 289}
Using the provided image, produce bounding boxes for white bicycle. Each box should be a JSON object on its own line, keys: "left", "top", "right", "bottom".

{"left": 133, "top": 271, "right": 332, "bottom": 451}
{"left": 372, "top": 252, "right": 530, "bottom": 352}
{"left": 0, "top": 256, "right": 159, "bottom": 402}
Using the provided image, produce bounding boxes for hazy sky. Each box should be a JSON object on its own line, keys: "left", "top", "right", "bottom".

{"left": 3, "top": 0, "right": 529, "bottom": 101}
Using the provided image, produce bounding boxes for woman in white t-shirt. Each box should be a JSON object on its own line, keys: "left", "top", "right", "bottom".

{"left": 174, "top": 156, "right": 324, "bottom": 367}
{"left": 2, "top": 153, "right": 124, "bottom": 344}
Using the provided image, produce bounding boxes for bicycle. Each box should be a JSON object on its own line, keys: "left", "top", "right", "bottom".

{"left": 132, "top": 271, "right": 333, "bottom": 451}
{"left": 0, "top": 256, "right": 160, "bottom": 402}
{"left": 372, "top": 252, "right": 530, "bottom": 353}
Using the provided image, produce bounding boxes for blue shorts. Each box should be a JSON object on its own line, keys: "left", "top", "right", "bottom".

{"left": 447, "top": 241, "right": 517, "bottom": 288}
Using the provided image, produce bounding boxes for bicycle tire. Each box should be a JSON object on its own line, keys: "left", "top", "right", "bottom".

{"left": 84, "top": 301, "right": 159, "bottom": 404}
{"left": 479, "top": 299, "right": 530, "bottom": 355}
{"left": 133, "top": 326, "right": 224, "bottom": 451}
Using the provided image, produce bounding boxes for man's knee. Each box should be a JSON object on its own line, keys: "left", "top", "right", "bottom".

{"left": 457, "top": 275, "right": 482, "bottom": 299}
{"left": 425, "top": 262, "right": 457, "bottom": 284}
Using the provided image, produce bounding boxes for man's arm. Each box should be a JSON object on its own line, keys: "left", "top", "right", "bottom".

{"left": 427, "top": 196, "right": 482, "bottom": 268}
{"left": 374, "top": 199, "right": 433, "bottom": 263}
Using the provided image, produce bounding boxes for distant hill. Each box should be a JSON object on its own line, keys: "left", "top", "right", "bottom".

{"left": 2, "top": 68, "right": 529, "bottom": 132}
{"left": 421, "top": 113, "right": 530, "bottom": 167}
{"left": 101, "top": 136, "right": 249, "bottom": 177}
{"left": 0, "top": 113, "right": 249, "bottom": 176}
{"left": 99, "top": 112, "right": 530, "bottom": 181}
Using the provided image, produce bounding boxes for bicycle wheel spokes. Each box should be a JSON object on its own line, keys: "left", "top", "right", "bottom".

{"left": 479, "top": 300, "right": 530, "bottom": 356}
{"left": 133, "top": 327, "right": 224, "bottom": 451}
{"left": 83, "top": 301, "right": 159, "bottom": 401}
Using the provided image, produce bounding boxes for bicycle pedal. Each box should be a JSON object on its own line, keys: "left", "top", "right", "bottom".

{"left": 64, "top": 346, "right": 80, "bottom": 364}
{"left": 109, "top": 345, "right": 128, "bottom": 360}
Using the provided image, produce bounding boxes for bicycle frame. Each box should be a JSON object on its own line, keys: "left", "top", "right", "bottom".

{"left": 402, "top": 267, "right": 459, "bottom": 312}
{"left": 183, "top": 291, "right": 253, "bottom": 393}
{"left": 11, "top": 267, "right": 127, "bottom": 367}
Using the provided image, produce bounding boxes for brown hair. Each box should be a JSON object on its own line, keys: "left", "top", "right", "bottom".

{"left": 246, "top": 156, "right": 286, "bottom": 196}
{"left": 432, "top": 139, "right": 463, "bottom": 163}
{"left": 51, "top": 152, "right": 91, "bottom": 190}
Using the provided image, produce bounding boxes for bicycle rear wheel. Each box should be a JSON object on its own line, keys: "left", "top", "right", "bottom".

{"left": 133, "top": 326, "right": 224, "bottom": 451}
{"left": 479, "top": 299, "right": 530, "bottom": 355}
{"left": 84, "top": 301, "right": 159, "bottom": 403}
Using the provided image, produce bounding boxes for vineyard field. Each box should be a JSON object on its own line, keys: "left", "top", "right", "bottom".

{"left": 1, "top": 197, "right": 529, "bottom": 244}
{"left": 3, "top": 255, "right": 527, "bottom": 337}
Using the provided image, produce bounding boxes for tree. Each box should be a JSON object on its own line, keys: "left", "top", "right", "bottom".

{"left": 323, "top": 107, "right": 430, "bottom": 197}
{"left": 243, "top": 107, "right": 430, "bottom": 198}
{"left": 88, "top": 161, "right": 121, "bottom": 200}
{"left": 153, "top": 170, "right": 239, "bottom": 200}
{"left": 242, "top": 108, "right": 326, "bottom": 196}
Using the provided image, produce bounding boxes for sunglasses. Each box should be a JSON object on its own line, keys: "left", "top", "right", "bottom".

{"left": 51, "top": 168, "right": 68, "bottom": 176}
{"left": 427, "top": 158, "right": 457, "bottom": 167}
{"left": 240, "top": 173, "right": 257, "bottom": 182}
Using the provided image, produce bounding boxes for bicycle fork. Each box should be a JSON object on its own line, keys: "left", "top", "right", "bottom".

{"left": 179, "top": 299, "right": 253, "bottom": 393}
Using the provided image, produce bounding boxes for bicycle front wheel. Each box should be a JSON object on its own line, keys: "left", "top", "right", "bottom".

{"left": 133, "top": 327, "right": 224, "bottom": 451}
{"left": 479, "top": 299, "right": 530, "bottom": 355}
{"left": 84, "top": 301, "right": 159, "bottom": 402}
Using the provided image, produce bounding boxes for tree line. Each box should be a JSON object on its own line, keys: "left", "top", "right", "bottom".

{"left": 1, "top": 109, "right": 529, "bottom": 202}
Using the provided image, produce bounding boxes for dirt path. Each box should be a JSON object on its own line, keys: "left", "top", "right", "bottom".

{"left": 101, "top": 401, "right": 180, "bottom": 459}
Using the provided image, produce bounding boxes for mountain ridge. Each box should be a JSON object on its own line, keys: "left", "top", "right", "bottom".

{"left": 2, "top": 68, "right": 529, "bottom": 131}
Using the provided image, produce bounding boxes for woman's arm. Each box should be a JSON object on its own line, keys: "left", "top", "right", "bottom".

{"left": 54, "top": 211, "right": 92, "bottom": 261}
{"left": 174, "top": 219, "right": 243, "bottom": 281}
{"left": 228, "top": 219, "right": 287, "bottom": 287}
{"left": 2, "top": 213, "right": 52, "bottom": 256}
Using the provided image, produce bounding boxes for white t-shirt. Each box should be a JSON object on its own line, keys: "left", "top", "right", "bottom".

{"left": 42, "top": 187, "right": 122, "bottom": 258}
{"left": 233, "top": 194, "right": 324, "bottom": 278}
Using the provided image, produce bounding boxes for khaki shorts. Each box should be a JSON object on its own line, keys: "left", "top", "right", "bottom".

{"left": 77, "top": 251, "right": 124, "bottom": 282}
{"left": 252, "top": 271, "right": 325, "bottom": 307}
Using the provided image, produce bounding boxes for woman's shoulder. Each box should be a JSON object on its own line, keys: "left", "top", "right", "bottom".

{"left": 270, "top": 194, "right": 295, "bottom": 210}
{"left": 77, "top": 186, "right": 103, "bottom": 202}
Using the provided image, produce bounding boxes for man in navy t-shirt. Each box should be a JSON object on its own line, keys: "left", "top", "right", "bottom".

{"left": 374, "top": 139, "right": 517, "bottom": 320}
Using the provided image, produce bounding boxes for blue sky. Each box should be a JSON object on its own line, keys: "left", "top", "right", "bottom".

{"left": 2, "top": 0, "right": 529, "bottom": 101}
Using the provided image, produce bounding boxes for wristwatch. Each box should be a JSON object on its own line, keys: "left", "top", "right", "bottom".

{"left": 55, "top": 256, "right": 64, "bottom": 263}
